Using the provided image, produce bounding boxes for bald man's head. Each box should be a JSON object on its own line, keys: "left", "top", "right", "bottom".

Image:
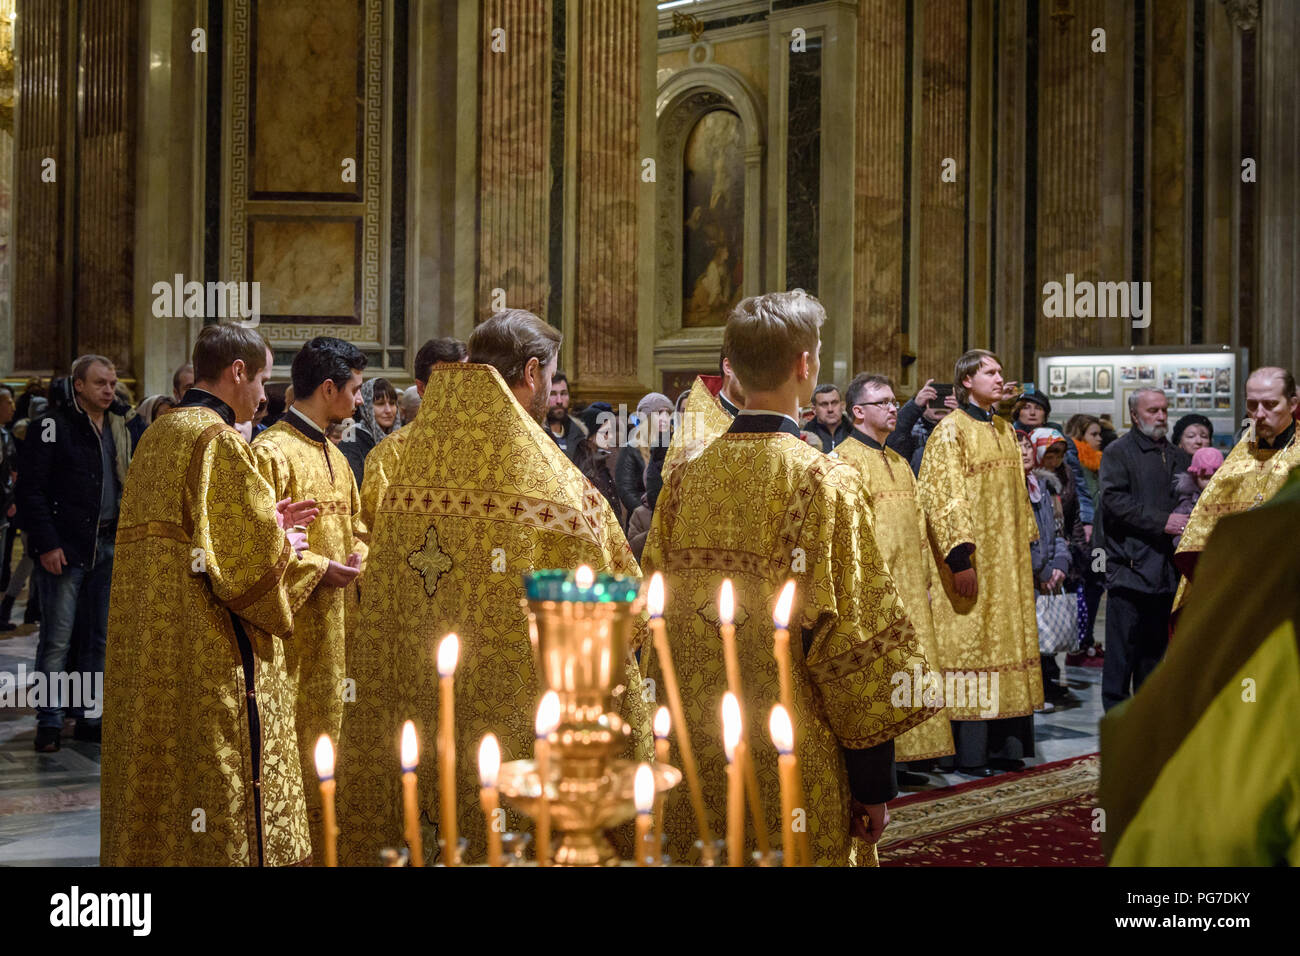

{"left": 1245, "top": 366, "right": 1299, "bottom": 444}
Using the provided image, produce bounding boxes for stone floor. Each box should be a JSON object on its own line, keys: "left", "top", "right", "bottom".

{"left": 0, "top": 595, "right": 1108, "bottom": 866}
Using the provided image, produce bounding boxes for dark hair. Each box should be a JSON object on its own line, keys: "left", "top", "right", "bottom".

{"left": 1170, "top": 414, "right": 1214, "bottom": 448}
{"left": 414, "top": 337, "right": 468, "bottom": 382}
{"left": 0, "top": 385, "right": 13, "bottom": 400}
{"left": 370, "top": 377, "right": 399, "bottom": 405}
{"left": 813, "top": 383, "right": 841, "bottom": 401}
{"left": 290, "top": 336, "right": 368, "bottom": 398}
{"left": 844, "top": 373, "right": 894, "bottom": 409}
{"left": 552, "top": 372, "right": 569, "bottom": 387}
{"left": 193, "top": 323, "right": 270, "bottom": 382}
{"left": 468, "top": 309, "right": 562, "bottom": 386}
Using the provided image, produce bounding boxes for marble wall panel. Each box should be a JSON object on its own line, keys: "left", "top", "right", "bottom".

{"left": 854, "top": 0, "right": 907, "bottom": 378}
{"left": 915, "top": 0, "right": 969, "bottom": 384}
{"left": 1147, "top": 0, "right": 1188, "bottom": 344}
{"left": 477, "top": 0, "right": 552, "bottom": 321}
{"left": 250, "top": 217, "right": 358, "bottom": 321}
{"left": 573, "top": 0, "right": 640, "bottom": 383}
{"left": 251, "top": 0, "right": 360, "bottom": 198}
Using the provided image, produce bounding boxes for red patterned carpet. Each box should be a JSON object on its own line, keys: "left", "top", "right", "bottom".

{"left": 879, "top": 754, "right": 1104, "bottom": 866}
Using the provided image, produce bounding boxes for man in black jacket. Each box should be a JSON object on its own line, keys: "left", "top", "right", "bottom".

{"left": 805, "top": 383, "right": 852, "bottom": 452}
{"left": 15, "top": 355, "right": 131, "bottom": 751}
{"left": 1098, "top": 387, "right": 1189, "bottom": 711}
{"left": 886, "top": 378, "right": 958, "bottom": 473}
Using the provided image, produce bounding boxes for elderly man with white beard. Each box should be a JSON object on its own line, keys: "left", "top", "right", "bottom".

{"left": 1098, "top": 388, "right": 1191, "bottom": 711}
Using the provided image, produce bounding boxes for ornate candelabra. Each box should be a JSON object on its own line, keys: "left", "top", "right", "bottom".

{"left": 496, "top": 569, "right": 680, "bottom": 866}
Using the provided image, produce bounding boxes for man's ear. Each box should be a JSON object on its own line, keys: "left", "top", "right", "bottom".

{"left": 231, "top": 359, "right": 246, "bottom": 384}
{"left": 524, "top": 356, "right": 540, "bottom": 391}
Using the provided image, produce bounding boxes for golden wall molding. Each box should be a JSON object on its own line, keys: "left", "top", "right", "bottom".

{"left": 224, "top": 0, "right": 387, "bottom": 352}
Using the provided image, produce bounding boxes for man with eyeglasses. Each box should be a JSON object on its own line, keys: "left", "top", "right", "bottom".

{"left": 1173, "top": 366, "right": 1300, "bottom": 613}
{"left": 837, "top": 375, "right": 954, "bottom": 784}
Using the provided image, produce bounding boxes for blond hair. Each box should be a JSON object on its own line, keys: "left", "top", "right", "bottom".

{"left": 953, "top": 349, "right": 1001, "bottom": 405}
{"left": 722, "top": 290, "right": 825, "bottom": 392}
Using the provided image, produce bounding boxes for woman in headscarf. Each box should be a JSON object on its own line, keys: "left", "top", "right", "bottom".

{"left": 341, "top": 377, "right": 400, "bottom": 486}
{"left": 126, "top": 394, "right": 177, "bottom": 451}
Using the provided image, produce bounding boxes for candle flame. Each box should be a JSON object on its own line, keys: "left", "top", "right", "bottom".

{"left": 400, "top": 720, "right": 418, "bottom": 771}
{"left": 653, "top": 706, "right": 671, "bottom": 739}
{"left": 773, "top": 580, "right": 796, "bottom": 629}
{"left": 574, "top": 564, "right": 595, "bottom": 589}
{"left": 646, "top": 572, "right": 665, "bottom": 618}
{"left": 634, "top": 762, "right": 655, "bottom": 814}
{"left": 721, "top": 692, "right": 741, "bottom": 763}
{"left": 718, "top": 579, "right": 734, "bottom": 625}
{"left": 314, "top": 734, "right": 335, "bottom": 779}
{"left": 535, "top": 690, "right": 561, "bottom": 737}
{"left": 436, "top": 632, "right": 460, "bottom": 677}
{"left": 769, "top": 705, "right": 794, "bottom": 755}
{"left": 478, "top": 733, "right": 501, "bottom": 789}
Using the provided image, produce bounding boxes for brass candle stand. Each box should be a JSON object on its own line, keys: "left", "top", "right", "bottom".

{"left": 497, "top": 570, "right": 680, "bottom": 866}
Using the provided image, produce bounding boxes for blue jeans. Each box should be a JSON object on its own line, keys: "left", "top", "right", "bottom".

{"left": 33, "top": 530, "right": 114, "bottom": 730}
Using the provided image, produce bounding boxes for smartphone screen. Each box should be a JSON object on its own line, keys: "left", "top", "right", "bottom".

{"left": 928, "top": 383, "right": 954, "bottom": 410}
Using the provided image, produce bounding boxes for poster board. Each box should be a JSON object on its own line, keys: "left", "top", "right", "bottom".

{"left": 1034, "top": 347, "right": 1247, "bottom": 451}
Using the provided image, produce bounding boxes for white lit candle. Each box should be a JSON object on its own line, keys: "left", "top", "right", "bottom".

{"left": 313, "top": 734, "right": 337, "bottom": 868}
{"left": 478, "top": 733, "right": 502, "bottom": 867}
{"left": 400, "top": 721, "right": 423, "bottom": 867}
{"left": 436, "top": 633, "right": 460, "bottom": 865}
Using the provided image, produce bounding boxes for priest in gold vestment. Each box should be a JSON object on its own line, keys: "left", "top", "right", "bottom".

{"left": 916, "top": 350, "right": 1044, "bottom": 775}
{"left": 252, "top": 337, "right": 369, "bottom": 864}
{"left": 102, "top": 325, "right": 321, "bottom": 866}
{"left": 836, "top": 373, "right": 954, "bottom": 768}
{"left": 337, "top": 311, "right": 649, "bottom": 866}
{"left": 643, "top": 292, "right": 932, "bottom": 866}
{"left": 661, "top": 375, "right": 733, "bottom": 486}
{"left": 357, "top": 337, "right": 467, "bottom": 537}
{"left": 1173, "top": 367, "right": 1300, "bottom": 612}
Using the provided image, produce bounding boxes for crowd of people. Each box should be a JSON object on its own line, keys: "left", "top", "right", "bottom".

{"left": 3, "top": 297, "right": 1297, "bottom": 865}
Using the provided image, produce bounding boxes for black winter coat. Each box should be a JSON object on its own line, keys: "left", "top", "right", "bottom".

{"left": 15, "top": 402, "right": 126, "bottom": 568}
{"left": 1098, "top": 428, "right": 1190, "bottom": 594}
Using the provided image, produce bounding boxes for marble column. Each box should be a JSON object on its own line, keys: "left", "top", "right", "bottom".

{"left": 853, "top": 0, "right": 907, "bottom": 378}
{"left": 570, "top": 0, "right": 640, "bottom": 396}
{"left": 11, "top": 0, "right": 70, "bottom": 372}
{"left": 1035, "top": 0, "right": 1127, "bottom": 351}
{"left": 993, "top": 0, "right": 1028, "bottom": 379}
{"left": 74, "top": 0, "right": 136, "bottom": 374}
{"left": 1146, "top": 0, "right": 1190, "bottom": 345}
{"left": 1258, "top": 0, "right": 1300, "bottom": 371}
{"left": 915, "top": 0, "right": 968, "bottom": 384}
{"left": 131, "top": 0, "right": 205, "bottom": 397}
{"left": 1201, "top": 0, "right": 1236, "bottom": 347}
{"left": 477, "top": 0, "right": 552, "bottom": 322}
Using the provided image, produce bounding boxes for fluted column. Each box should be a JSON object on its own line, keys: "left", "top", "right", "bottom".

{"left": 1036, "top": 0, "right": 1127, "bottom": 351}
{"left": 477, "top": 0, "right": 552, "bottom": 321}
{"left": 853, "top": 0, "right": 907, "bottom": 378}
{"left": 1147, "top": 0, "right": 1190, "bottom": 344}
{"left": 570, "top": 0, "right": 640, "bottom": 392}
{"left": 915, "top": 0, "right": 968, "bottom": 383}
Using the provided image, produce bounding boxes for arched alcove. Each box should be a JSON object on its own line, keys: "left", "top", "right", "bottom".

{"left": 654, "top": 65, "right": 765, "bottom": 375}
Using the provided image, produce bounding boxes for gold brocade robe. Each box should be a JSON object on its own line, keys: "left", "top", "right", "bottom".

{"left": 834, "top": 434, "right": 955, "bottom": 761}
{"left": 1172, "top": 429, "right": 1300, "bottom": 611}
{"left": 102, "top": 405, "right": 319, "bottom": 866}
{"left": 642, "top": 421, "right": 933, "bottom": 867}
{"left": 252, "top": 416, "right": 368, "bottom": 863}
{"left": 661, "top": 377, "right": 732, "bottom": 486}
{"left": 358, "top": 425, "right": 408, "bottom": 540}
{"left": 916, "top": 408, "right": 1044, "bottom": 719}
{"left": 336, "top": 364, "right": 651, "bottom": 866}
